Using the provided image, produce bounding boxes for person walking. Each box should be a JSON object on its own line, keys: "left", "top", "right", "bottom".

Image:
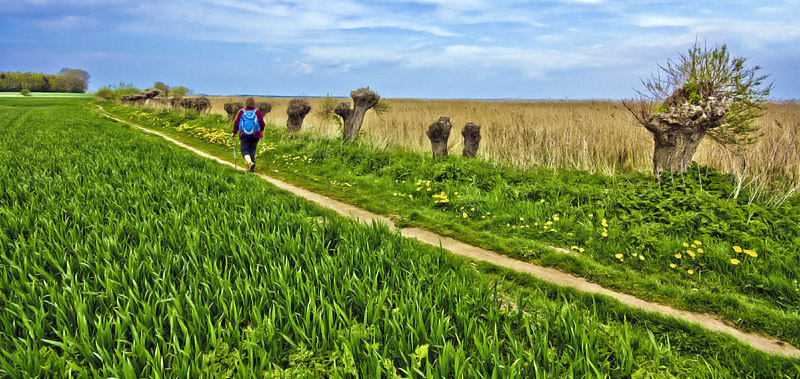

{"left": 231, "top": 97, "right": 266, "bottom": 172}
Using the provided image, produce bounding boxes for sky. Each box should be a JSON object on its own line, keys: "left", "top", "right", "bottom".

{"left": 1, "top": 0, "right": 798, "bottom": 99}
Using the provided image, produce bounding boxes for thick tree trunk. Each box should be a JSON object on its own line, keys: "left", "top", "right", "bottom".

{"left": 256, "top": 102, "right": 272, "bottom": 116}
{"left": 643, "top": 88, "right": 728, "bottom": 179}
{"left": 224, "top": 102, "right": 243, "bottom": 121}
{"left": 462, "top": 122, "right": 481, "bottom": 158}
{"left": 286, "top": 99, "right": 311, "bottom": 133}
{"left": 337, "top": 88, "right": 380, "bottom": 140}
{"left": 427, "top": 117, "right": 452, "bottom": 158}
{"left": 651, "top": 129, "right": 706, "bottom": 178}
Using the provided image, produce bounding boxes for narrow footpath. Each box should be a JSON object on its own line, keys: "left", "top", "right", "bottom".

{"left": 97, "top": 105, "right": 800, "bottom": 358}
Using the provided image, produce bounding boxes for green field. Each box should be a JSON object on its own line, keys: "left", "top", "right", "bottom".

{"left": 2, "top": 97, "right": 800, "bottom": 377}
{"left": 98, "top": 101, "right": 800, "bottom": 349}
{"left": 0, "top": 92, "right": 93, "bottom": 98}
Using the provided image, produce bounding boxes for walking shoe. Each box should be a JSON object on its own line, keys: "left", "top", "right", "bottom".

{"left": 248, "top": 162, "right": 255, "bottom": 172}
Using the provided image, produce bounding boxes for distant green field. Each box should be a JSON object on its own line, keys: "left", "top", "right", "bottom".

{"left": 0, "top": 92, "right": 93, "bottom": 98}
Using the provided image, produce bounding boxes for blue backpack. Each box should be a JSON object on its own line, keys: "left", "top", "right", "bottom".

{"left": 239, "top": 109, "right": 260, "bottom": 135}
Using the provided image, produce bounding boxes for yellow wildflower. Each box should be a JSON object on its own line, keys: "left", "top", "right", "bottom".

{"left": 670, "top": 263, "right": 676, "bottom": 268}
{"left": 462, "top": 212, "right": 468, "bottom": 218}
{"left": 691, "top": 244, "right": 697, "bottom": 248}
{"left": 733, "top": 246, "right": 742, "bottom": 253}
{"left": 682, "top": 243, "right": 689, "bottom": 248}
{"left": 694, "top": 240, "right": 702, "bottom": 246}
{"left": 730, "top": 258, "right": 740, "bottom": 265}
{"left": 553, "top": 216, "right": 560, "bottom": 221}
{"left": 639, "top": 255, "right": 645, "bottom": 261}
{"left": 426, "top": 187, "right": 431, "bottom": 191}
{"left": 686, "top": 250, "right": 696, "bottom": 258}
{"left": 697, "top": 248, "right": 704, "bottom": 253}
{"left": 615, "top": 254, "right": 623, "bottom": 259}
{"left": 687, "top": 269, "right": 694, "bottom": 275}
{"left": 588, "top": 213, "right": 594, "bottom": 218}
{"left": 744, "top": 250, "right": 758, "bottom": 257}
{"left": 674, "top": 253, "right": 682, "bottom": 259}
{"left": 601, "top": 232, "right": 608, "bottom": 237}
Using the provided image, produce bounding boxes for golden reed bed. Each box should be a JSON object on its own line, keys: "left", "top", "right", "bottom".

{"left": 205, "top": 96, "right": 799, "bottom": 195}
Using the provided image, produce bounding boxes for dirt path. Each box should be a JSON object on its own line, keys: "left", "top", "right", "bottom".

{"left": 98, "top": 106, "right": 800, "bottom": 358}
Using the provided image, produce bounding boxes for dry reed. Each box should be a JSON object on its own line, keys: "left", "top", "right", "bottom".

{"left": 198, "top": 97, "right": 799, "bottom": 196}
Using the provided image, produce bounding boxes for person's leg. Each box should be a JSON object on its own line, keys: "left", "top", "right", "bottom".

{"left": 241, "top": 137, "right": 256, "bottom": 171}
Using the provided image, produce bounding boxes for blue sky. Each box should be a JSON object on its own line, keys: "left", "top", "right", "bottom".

{"left": 1, "top": 0, "right": 798, "bottom": 99}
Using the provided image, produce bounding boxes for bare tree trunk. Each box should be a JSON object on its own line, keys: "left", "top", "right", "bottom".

{"left": 651, "top": 129, "right": 706, "bottom": 178}
{"left": 336, "top": 88, "right": 380, "bottom": 140}
{"left": 462, "top": 122, "right": 481, "bottom": 158}
{"left": 427, "top": 117, "right": 452, "bottom": 158}
{"left": 224, "top": 102, "right": 243, "bottom": 121}
{"left": 256, "top": 102, "right": 272, "bottom": 115}
{"left": 286, "top": 99, "right": 311, "bottom": 133}
{"left": 637, "top": 88, "right": 728, "bottom": 179}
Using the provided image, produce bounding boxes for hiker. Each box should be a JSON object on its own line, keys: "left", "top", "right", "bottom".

{"left": 232, "top": 97, "right": 266, "bottom": 172}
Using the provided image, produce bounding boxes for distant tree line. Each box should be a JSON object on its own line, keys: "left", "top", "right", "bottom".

{"left": 0, "top": 68, "right": 89, "bottom": 93}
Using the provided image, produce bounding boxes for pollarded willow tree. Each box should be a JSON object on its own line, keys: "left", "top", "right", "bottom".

{"left": 624, "top": 42, "right": 772, "bottom": 179}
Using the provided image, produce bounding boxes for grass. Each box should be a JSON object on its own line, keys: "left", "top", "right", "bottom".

{"left": 97, "top": 101, "right": 800, "bottom": 351}
{"left": 4, "top": 97, "right": 800, "bottom": 377}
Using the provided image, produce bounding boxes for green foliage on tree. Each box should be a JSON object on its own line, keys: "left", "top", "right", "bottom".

{"left": 169, "top": 86, "right": 189, "bottom": 100}
{"left": 153, "top": 82, "right": 169, "bottom": 97}
{"left": 94, "top": 82, "right": 140, "bottom": 101}
{"left": 19, "top": 88, "right": 31, "bottom": 97}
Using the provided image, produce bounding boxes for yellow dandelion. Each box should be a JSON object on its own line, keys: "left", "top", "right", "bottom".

{"left": 697, "top": 248, "right": 704, "bottom": 253}
{"left": 733, "top": 246, "right": 742, "bottom": 253}
{"left": 579, "top": 248, "right": 586, "bottom": 253}
{"left": 481, "top": 216, "right": 486, "bottom": 219}
{"left": 632, "top": 253, "right": 638, "bottom": 257}
{"left": 687, "top": 269, "right": 694, "bottom": 275}
{"left": 674, "top": 253, "right": 682, "bottom": 259}
{"left": 744, "top": 250, "right": 758, "bottom": 257}
{"left": 553, "top": 216, "right": 560, "bottom": 221}
{"left": 670, "top": 263, "right": 676, "bottom": 268}
{"left": 416, "top": 188, "right": 421, "bottom": 191}
{"left": 686, "top": 250, "right": 696, "bottom": 258}
{"left": 520, "top": 217, "right": 524, "bottom": 221}
{"left": 601, "top": 232, "right": 608, "bottom": 237}
{"left": 694, "top": 240, "right": 702, "bottom": 246}
{"left": 462, "top": 212, "right": 468, "bottom": 218}
{"left": 639, "top": 255, "right": 645, "bottom": 261}
{"left": 426, "top": 187, "right": 431, "bottom": 191}
{"left": 615, "top": 254, "right": 623, "bottom": 259}
{"left": 588, "top": 213, "right": 594, "bottom": 218}
{"left": 454, "top": 192, "right": 459, "bottom": 195}
{"left": 546, "top": 221, "right": 553, "bottom": 225}
{"left": 691, "top": 244, "right": 697, "bottom": 248}
{"left": 506, "top": 223, "right": 511, "bottom": 227}
{"left": 539, "top": 199, "right": 545, "bottom": 203}
{"left": 730, "top": 258, "right": 740, "bottom": 265}
{"left": 682, "top": 242, "right": 689, "bottom": 248}
{"left": 534, "top": 222, "right": 539, "bottom": 226}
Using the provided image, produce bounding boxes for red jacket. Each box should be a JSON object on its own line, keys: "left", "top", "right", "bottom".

{"left": 232, "top": 107, "right": 266, "bottom": 139}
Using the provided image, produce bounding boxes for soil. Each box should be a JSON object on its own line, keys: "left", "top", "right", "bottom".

{"left": 97, "top": 105, "right": 800, "bottom": 358}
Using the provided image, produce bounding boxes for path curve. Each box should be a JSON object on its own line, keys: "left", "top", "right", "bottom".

{"left": 97, "top": 106, "right": 800, "bottom": 358}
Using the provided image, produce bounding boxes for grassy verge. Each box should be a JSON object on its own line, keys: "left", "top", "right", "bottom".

{"left": 96, "top": 101, "right": 800, "bottom": 348}
{"left": 4, "top": 97, "right": 800, "bottom": 376}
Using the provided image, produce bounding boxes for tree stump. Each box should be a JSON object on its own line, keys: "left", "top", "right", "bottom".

{"left": 256, "top": 102, "right": 272, "bottom": 115}
{"left": 224, "top": 102, "right": 244, "bottom": 121}
{"left": 462, "top": 122, "right": 481, "bottom": 158}
{"left": 645, "top": 88, "right": 727, "bottom": 178}
{"left": 335, "top": 88, "right": 380, "bottom": 140}
{"left": 286, "top": 99, "right": 312, "bottom": 133}
{"left": 427, "top": 117, "right": 452, "bottom": 159}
